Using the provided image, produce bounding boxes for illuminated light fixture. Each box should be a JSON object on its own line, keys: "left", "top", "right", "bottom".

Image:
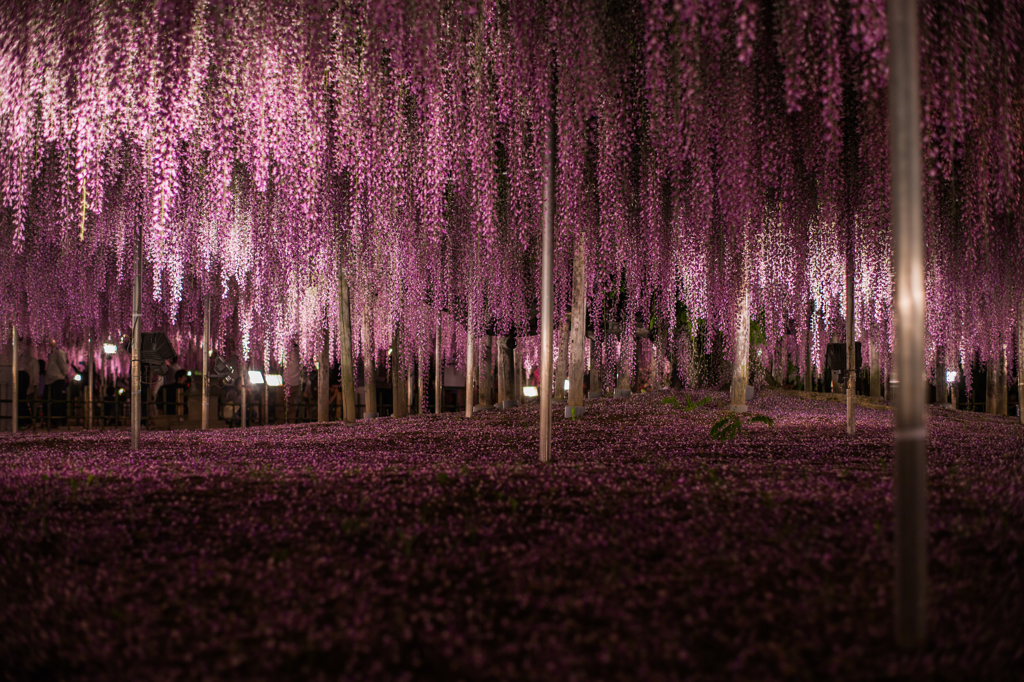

{"left": 523, "top": 386, "right": 538, "bottom": 398}
{"left": 186, "top": 371, "right": 192, "bottom": 377}
{"left": 564, "top": 379, "right": 570, "bottom": 391}
{"left": 118, "top": 388, "right": 125, "bottom": 395}
{"left": 945, "top": 370, "right": 957, "bottom": 384}
{"left": 73, "top": 373, "right": 82, "bottom": 382}
{"left": 248, "top": 370, "right": 265, "bottom": 385}
{"left": 265, "top": 374, "right": 284, "bottom": 387}
{"left": 103, "top": 343, "right": 118, "bottom": 355}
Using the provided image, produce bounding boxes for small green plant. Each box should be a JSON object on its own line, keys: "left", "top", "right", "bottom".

{"left": 663, "top": 395, "right": 713, "bottom": 411}
{"left": 709, "top": 412, "right": 774, "bottom": 440}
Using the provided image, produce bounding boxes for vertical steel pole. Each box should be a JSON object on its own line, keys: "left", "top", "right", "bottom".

{"left": 11, "top": 325, "right": 18, "bottom": 434}
{"left": 847, "top": 248, "right": 856, "bottom": 434}
{"left": 131, "top": 226, "right": 142, "bottom": 450}
{"left": 538, "top": 67, "right": 556, "bottom": 463}
{"left": 465, "top": 298, "right": 476, "bottom": 419}
{"left": 202, "top": 295, "right": 210, "bottom": 430}
{"left": 889, "top": 0, "right": 928, "bottom": 648}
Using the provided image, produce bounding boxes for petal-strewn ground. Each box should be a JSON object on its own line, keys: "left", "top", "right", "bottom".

{"left": 1, "top": 390, "right": 1022, "bottom": 680}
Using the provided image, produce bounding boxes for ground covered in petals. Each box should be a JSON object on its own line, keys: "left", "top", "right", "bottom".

{"left": 1, "top": 391, "right": 1022, "bottom": 681}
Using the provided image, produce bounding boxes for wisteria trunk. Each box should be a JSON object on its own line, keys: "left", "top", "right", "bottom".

{"left": 554, "top": 311, "right": 570, "bottom": 401}
{"left": 870, "top": 332, "right": 881, "bottom": 398}
{"left": 616, "top": 336, "right": 632, "bottom": 394}
{"left": 996, "top": 346, "right": 1007, "bottom": 416}
{"left": 568, "top": 240, "right": 587, "bottom": 408}
{"left": 805, "top": 299, "right": 813, "bottom": 392}
{"left": 318, "top": 330, "right": 329, "bottom": 423}
{"left": 1019, "top": 305, "right": 1024, "bottom": 424}
{"left": 465, "top": 299, "right": 476, "bottom": 419}
{"left": 338, "top": 269, "right": 356, "bottom": 423}
{"left": 434, "top": 328, "right": 443, "bottom": 415}
{"left": 392, "top": 333, "right": 408, "bottom": 418}
{"left": 202, "top": 295, "right": 210, "bottom": 430}
{"left": 935, "top": 346, "right": 946, "bottom": 406}
{"left": 478, "top": 337, "right": 493, "bottom": 408}
{"left": 10, "top": 325, "right": 17, "bottom": 434}
{"left": 362, "top": 305, "right": 377, "bottom": 419}
{"left": 407, "top": 359, "right": 417, "bottom": 415}
{"left": 846, "top": 254, "right": 856, "bottom": 435}
{"left": 731, "top": 279, "right": 750, "bottom": 413}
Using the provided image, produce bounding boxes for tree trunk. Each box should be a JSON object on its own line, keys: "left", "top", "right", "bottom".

{"left": 589, "top": 337, "right": 602, "bottom": 398}
{"left": 318, "top": 329, "right": 329, "bottom": 423}
{"left": 513, "top": 346, "right": 523, "bottom": 402}
{"left": 996, "top": 345, "right": 1007, "bottom": 416}
{"left": 392, "top": 331, "right": 408, "bottom": 418}
{"left": 730, "top": 277, "right": 750, "bottom": 412}
{"left": 846, "top": 252, "right": 856, "bottom": 435}
{"left": 986, "top": 352, "right": 997, "bottom": 414}
{"left": 497, "top": 336, "right": 515, "bottom": 405}
{"left": 465, "top": 300, "right": 476, "bottom": 418}
{"left": 338, "top": 269, "right": 356, "bottom": 423}
{"left": 362, "top": 303, "right": 378, "bottom": 418}
{"left": 554, "top": 311, "right": 570, "bottom": 400}
{"left": 568, "top": 241, "right": 587, "bottom": 407}
{"left": 478, "top": 336, "right": 493, "bottom": 408}
{"left": 434, "top": 327, "right": 443, "bottom": 414}
{"left": 870, "top": 330, "right": 881, "bottom": 398}
{"left": 935, "top": 345, "right": 946, "bottom": 406}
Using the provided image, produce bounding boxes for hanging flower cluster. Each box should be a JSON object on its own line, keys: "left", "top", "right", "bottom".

{"left": 0, "top": 0, "right": 1020, "bottom": 386}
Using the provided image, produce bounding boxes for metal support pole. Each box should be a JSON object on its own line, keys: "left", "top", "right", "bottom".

{"left": 465, "top": 299, "right": 476, "bottom": 419}
{"left": 131, "top": 226, "right": 142, "bottom": 450}
{"left": 11, "top": 325, "right": 18, "bottom": 434}
{"left": 847, "top": 248, "right": 856, "bottom": 435}
{"left": 889, "top": 0, "right": 928, "bottom": 648}
{"left": 538, "top": 69, "right": 556, "bottom": 463}
{"left": 202, "top": 295, "right": 210, "bottom": 430}
{"left": 435, "top": 324, "right": 443, "bottom": 414}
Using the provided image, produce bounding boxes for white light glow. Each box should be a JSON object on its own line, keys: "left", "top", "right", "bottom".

{"left": 103, "top": 343, "right": 118, "bottom": 354}
{"left": 946, "top": 370, "right": 957, "bottom": 384}
{"left": 248, "top": 370, "right": 265, "bottom": 384}
{"left": 186, "top": 371, "right": 192, "bottom": 377}
{"left": 564, "top": 379, "right": 570, "bottom": 390}
{"left": 523, "top": 386, "right": 538, "bottom": 398}
{"left": 73, "top": 373, "right": 82, "bottom": 382}
{"left": 266, "top": 374, "right": 283, "bottom": 387}
{"left": 118, "top": 388, "right": 124, "bottom": 395}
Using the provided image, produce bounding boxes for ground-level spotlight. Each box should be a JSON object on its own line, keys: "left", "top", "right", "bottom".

{"left": 248, "top": 370, "right": 265, "bottom": 385}
{"left": 103, "top": 343, "right": 118, "bottom": 355}
{"left": 523, "top": 386, "right": 538, "bottom": 398}
{"left": 265, "top": 374, "right": 283, "bottom": 387}
{"left": 564, "top": 379, "right": 569, "bottom": 391}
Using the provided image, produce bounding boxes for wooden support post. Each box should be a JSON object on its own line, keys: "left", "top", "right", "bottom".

{"left": 889, "top": 0, "right": 928, "bottom": 648}
{"left": 567, "top": 240, "right": 587, "bottom": 413}
{"left": 318, "top": 329, "right": 329, "bottom": 423}
{"left": 362, "top": 304, "right": 378, "bottom": 419}
{"left": 338, "top": 269, "right": 356, "bottom": 423}
{"left": 497, "top": 336, "right": 514, "bottom": 406}
{"left": 202, "top": 295, "right": 210, "bottom": 430}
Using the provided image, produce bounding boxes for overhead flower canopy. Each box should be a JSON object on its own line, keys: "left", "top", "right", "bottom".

{"left": 0, "top": 0, "right": 1021, "bottom": 386}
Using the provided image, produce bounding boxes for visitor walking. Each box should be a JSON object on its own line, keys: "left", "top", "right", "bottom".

{"left": 16, "top": 336, "right": 38, "bottom": 428}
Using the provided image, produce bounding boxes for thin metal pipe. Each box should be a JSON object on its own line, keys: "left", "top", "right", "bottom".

{"left": 538, "top": 67, "right": 556, "bottom": 463}
{"left": 888, "top": 0, "right": 928, "bottom": 648}
{"left": 131, "top": 224, "right": 142, "bottom": 450}
{"left": 11, "top": 325, "right": 18, "bottom": 434}
{"left": 202, "top": 295, "right": 210, "bottom": 430}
